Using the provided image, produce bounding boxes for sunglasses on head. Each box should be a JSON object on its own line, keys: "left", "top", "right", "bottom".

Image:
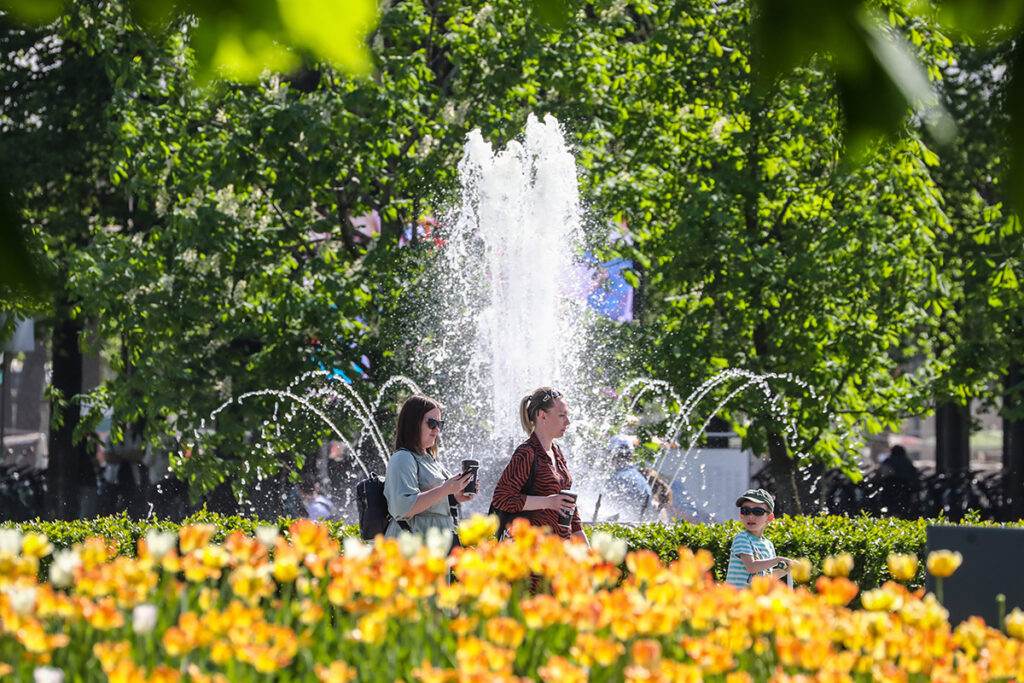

{"left": 538, "top": 389, "right": 562, "bottom": 405}
{"left": 739, "top": 506, "right": 769, "bottom": 517}
{"left": 425, "top": 418, "right": 444, "bottom": 431}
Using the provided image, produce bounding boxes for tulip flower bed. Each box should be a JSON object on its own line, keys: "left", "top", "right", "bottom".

{"left": 16, "top": 510, "right": 1009, "bottom": 592}
{"left": 1, "top": 515, "right": 1023, "bottom": 682}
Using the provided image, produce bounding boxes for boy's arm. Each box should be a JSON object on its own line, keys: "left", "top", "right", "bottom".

{"left": 738, "top": 553, "right": 790, "bottom": 576}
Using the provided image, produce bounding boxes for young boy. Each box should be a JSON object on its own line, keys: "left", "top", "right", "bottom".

{"left": 724, "top": 488, "right": 792, "bottom": 588}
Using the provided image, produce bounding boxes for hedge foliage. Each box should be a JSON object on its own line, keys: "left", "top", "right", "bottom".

{"left": 6, "top": 510, "right": 1023, "bottom": 592}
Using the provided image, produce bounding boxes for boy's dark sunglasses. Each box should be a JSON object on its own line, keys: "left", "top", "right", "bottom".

{"left": 739, "top": 506, "right": 769, "bottom": 517}
{"left": 425, "top": 418, "right": 445, "bottom": 430}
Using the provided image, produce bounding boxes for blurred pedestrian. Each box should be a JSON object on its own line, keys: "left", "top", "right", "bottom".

{"left": 877, "top": 445, "right": 920, "bottom": 519}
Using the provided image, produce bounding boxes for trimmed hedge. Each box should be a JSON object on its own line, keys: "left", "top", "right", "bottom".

{"left": 5, "top": 510, "right": 1022, "bottom": 592}
{"left": 592, "top": 513, "right": 1024, "bottom": 591}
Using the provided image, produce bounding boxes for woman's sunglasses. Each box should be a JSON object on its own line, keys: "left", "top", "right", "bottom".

{"left": 739, "top": 506, "right": 769, "bottom": 517}
{"left": 425, "top": 418, "right": 445, "bottom": 430}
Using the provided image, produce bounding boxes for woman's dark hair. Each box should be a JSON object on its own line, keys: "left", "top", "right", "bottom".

{"left": 519, "top": 386, "right": 562, "bottom": 435}
{"left": 395, "top": 394, "right": 443, "bottom": 458}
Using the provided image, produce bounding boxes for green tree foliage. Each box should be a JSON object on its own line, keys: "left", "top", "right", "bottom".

{"left": 0, "top": 0, "right": 379, "bottom": 296}
{"left": 0, "top": 3, "right": 189, "bottom": 516}
{"left": 926, "top": 42, "right": 1020, "bottom": 404}
{"left": 436, "top": 0, "right": 958, "bottom": 511}
{"left": 751, "top": 0, "right": 1024, "bottom": 214}
{"left": 607, "top": 2, "right": 954, "bottom": 512}
{"left": 48, "top": 1, "right": 471, "bottom": 501}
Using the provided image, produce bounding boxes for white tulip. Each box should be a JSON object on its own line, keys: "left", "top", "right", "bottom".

{"left": 0, "top": 529, "right": 23, "bottom": 555}
{"left": 6, "top": 586, "right": 37, "bottom": 616}
{"left": 591, "top": 531, "right": 628, "bottom": 566}
{"left": 425, "top": 527, "right": 453, "bottom": 558}
{"left": 397, "top": 530, "right": 423, "bottom": 558}
{"left": 33, "top": 667, "right": 64, "bottom": 683}
{"left": 342, "top": 536, "right": 372, "bottom": 560}
{"left": 49, "top": 549, "right": 82, "bottom": 588}
{"left": 132, "top": 603, "right": 158, "bottom": 635}
{"left": 565, "top": 541, "right": 590, "bottom": 563}
{"left": 144, "top": 529, "right": 178, "bottom": 560}
{"left": 255, "top": 525, "right": 280, "bottom": 548}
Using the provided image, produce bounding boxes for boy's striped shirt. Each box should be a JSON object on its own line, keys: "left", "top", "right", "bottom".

{"left": 725, "top": 529, "right": 776, "bottom": 587}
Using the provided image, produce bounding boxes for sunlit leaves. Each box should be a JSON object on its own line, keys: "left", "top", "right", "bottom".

{"left": 0, "top": 0, "right": 378, "bottom": 81}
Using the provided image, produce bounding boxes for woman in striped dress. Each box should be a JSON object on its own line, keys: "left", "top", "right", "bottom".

{"left": 489, "top": 387, "right": 588, "bottom": 544}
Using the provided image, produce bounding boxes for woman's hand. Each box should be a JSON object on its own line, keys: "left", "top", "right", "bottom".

{"left": 442, "top": 472, "right": 473, "bottom": 496}
{"left": 545, "top": 493, "right": 577, "bottom": 515}
{"left": 453, "top": 489, "right": 475, "bottom": 503}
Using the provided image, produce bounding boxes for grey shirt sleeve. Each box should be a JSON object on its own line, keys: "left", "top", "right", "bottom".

{"left": 383, "top": 449, "right": 420, "bottom": 520}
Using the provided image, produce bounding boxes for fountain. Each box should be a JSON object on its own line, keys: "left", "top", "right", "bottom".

{"left": 188, "top": 114, "right": 824, "bottom": 524}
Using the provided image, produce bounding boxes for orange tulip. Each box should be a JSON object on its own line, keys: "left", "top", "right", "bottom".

{"left": 410, "top": 660, "right": 455, "bottom": 683}
{"left": 538, "top": 655, "right": 587, "bottom": 683}
{"left": 631, "top": 638, "right": 663, "bottom": 668}
{"left": 178, "top": 524, "right": 217, "bottom": 553}
{"left": 626, "top": 549, "right": 663, "bottom": 585}
{"left": 485, "top": 616, "right": 526, "bottom": 648}
{"left": 815, "top": 577, "right": 859, "bottom": 606}
{"left": 315, "top": 661, "right": 358, "bottom": 683}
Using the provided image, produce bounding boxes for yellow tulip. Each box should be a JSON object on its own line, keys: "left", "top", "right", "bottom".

{"left": 571, "top": 633, "right": 625, "bottom": 668}
{"left": 887, "top": 553, "right": 918, "bottom": 582}
{"left": 861, "top": 588, "right": 898, "bottom": 612}
{"left": 822, "top": 553, "right": 854, "bottom": 578}
{"left": 21, "top": 533, "right": 53, "bottom": 559}
{"left": 790, "top": 557, "right": 813, "bottom": 583}
{"left": 272, "top": 555, "right": 300, "bottom": 584}
{"left": 926, "top": 550, "right": 963, "bottom": 578}
{"left": 1005, "top": 607, "right": 1024, "bottom": 639}
{"left": 457, "top": 514, "right": 499, "bottom": 547}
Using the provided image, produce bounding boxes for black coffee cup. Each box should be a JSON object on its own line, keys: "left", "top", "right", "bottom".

{"left": 557, "top": 489, "right": 578, "bottom": 528}
{"left": 461, "top": 459, "right": 479, "bottom": 494}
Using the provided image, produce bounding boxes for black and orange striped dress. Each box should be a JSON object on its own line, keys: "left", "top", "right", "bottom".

{"left": 490, "top": 432, "right": 582, "bottom": 539}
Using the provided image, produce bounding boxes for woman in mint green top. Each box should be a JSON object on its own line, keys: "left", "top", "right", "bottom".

{"left": 383, "top": 394, "right": 473, "bottom": 543}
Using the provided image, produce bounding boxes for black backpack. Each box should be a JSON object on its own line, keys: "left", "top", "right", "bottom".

{"left": 487, "top": 451, "right": 537, "bottom": 540}
{"left": 355, "top": 475, "right": 410, "bottom": 540}
{"left": 355, "top": 456, "right": 459, "bottom": 541}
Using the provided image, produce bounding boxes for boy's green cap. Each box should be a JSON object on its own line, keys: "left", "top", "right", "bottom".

{"left": 735, "top": 488, "right": 774, "bottom": 513}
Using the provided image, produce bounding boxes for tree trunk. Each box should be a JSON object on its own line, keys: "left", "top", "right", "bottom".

{"left": 46, "top": 296, "right": 89, "bottom": 520}
{"left": 16, "top": 335, "right": 47, "bottom": 432}
{"left": 935, "top": 401, "right": 970, "bottom": 474}
{"left": 1003, "top": 360, "right": 1024, "bottom": 521}
{"left": 767, "top": 429, "right": 802, "bottom": 516}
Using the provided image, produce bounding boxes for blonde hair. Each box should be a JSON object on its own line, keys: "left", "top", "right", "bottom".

{"left": 519, "top": 386, "right": 562, "bottom": 435}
